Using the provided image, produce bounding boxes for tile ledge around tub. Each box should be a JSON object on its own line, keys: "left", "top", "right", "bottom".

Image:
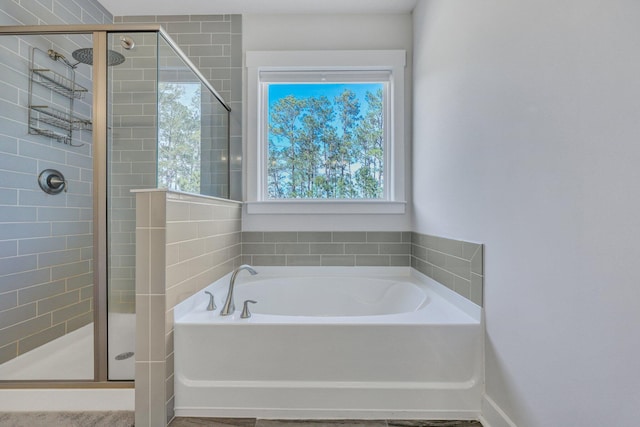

{"left": 131, "top": 188, "right": 243, "bottom": 205}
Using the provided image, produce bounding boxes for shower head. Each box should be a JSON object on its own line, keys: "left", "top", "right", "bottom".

{"left": 71, "top": 36, "right": 134, "bottom": 67}
{"left": 71, "top": 48, "right": 125, "bottom": 66}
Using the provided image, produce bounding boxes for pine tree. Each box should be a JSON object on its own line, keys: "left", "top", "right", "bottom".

{"left": 267, "top": 85, "right": 384, "bottom": 199}
{"left": 158, "top": 83, "right": 201, "bottom": 193}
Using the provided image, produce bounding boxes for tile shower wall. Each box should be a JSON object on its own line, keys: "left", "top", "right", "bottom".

{"left": 0, "top": 1, "right": 111, "bottom": 364}
{"left": 411, "top": 232, "right": 484, "bottom": 306}
{"left": 114, "top": 14, "right": 243, "bottom": 201}
{"left": 135, "top": 190, "right": 241, "bottom": 427}
{"left": 0, "top": 0, "right": 111, "bottom": 27}
{"left": 109, "top": 14, "right": 242, "bottom": 311}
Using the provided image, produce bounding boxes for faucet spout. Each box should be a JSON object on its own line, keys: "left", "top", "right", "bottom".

{"left": 220, "top": 264, "right": 257, "bottom": 316}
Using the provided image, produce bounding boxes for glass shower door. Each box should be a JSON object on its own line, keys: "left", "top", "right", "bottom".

{"left": 156, "top": 33, "right": 230, "bottom": 198}
{"left": 107, "top": 31, "right": 158, "bottom": 380}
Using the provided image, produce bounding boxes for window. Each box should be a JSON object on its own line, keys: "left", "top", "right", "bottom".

{"left": 266, "top": 75, "right": 387, "bottom": 200}
{"left": 246, "top": 50, "right": 406, "bottom": 214}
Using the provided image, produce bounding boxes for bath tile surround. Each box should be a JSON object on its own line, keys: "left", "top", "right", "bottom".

{"left": 135, "top": 198, "right": 483, "bottom": 427}
{"left": 411, "top": 233, "right": 484, "bottom": 306}
{"left": 241, "top": 231, "right": 484, "bottom": 307}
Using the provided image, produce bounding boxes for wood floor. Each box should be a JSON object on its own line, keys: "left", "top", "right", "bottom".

{"left": 168, "top": 418, "right": 483, "bottom": 427}
{"left": 0, "top": 413, "right": 483, "bottom": 427}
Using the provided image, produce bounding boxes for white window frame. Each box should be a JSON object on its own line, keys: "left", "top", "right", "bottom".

{"left": 245, "top": 50, "right": 406, "bottom": 215}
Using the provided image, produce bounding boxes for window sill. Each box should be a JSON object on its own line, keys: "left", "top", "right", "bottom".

{"left": 245, "top": 200, "right": 406, "bottom": 215}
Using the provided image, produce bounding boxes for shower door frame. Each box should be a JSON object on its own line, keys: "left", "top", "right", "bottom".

{"left": 0, "top": 24, "right": 230, "bottom": 388}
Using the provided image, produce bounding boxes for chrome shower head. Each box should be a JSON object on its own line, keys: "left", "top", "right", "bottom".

{"left": 71, "top": 48, "right": 125, "bottom": 66}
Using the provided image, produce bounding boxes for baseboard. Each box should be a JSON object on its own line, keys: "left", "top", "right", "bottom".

{"left": 479, "top": 395, "right": 517, "bottom": 427}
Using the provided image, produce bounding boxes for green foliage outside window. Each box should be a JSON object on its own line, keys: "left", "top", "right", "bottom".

{"left": 158, "top": 82, "right": 201, "bottom": 193}
{"left": 268, "top": 84, "right": 385, "bottom": 199}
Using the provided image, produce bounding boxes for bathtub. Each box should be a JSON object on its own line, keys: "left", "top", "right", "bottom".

{"left": 173, "top": 267, "right": 483, "bottom": 420}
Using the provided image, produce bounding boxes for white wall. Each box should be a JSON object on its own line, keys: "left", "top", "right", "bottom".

{"left": 242, "top": 13, "right": 413, "bottom": 231}
{"left": 413, "top": 1, "right": 640, "bottom": 426}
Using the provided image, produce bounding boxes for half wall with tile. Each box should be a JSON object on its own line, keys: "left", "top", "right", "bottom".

{"left": 134, "top": 190, "right": 242, "bottom": 427}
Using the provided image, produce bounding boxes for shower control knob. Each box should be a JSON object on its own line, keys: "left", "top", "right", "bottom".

{"left": 241, "top": 300, "right": 257, "bottom": 319}
{"left": 38, "top": 169, "right": 67, "bottom": 195}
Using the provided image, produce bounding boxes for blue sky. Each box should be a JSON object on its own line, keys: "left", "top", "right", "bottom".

{"left": 268, "top": 83, "right": 382, "bottom": 111}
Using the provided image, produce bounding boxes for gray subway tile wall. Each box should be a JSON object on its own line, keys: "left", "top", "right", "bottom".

{"left": 241, "top": 232, "right": 412, "bottom": 267}
{"left": 108, "top": 29, "right": 159, "bottom": 313}
{"left": 0, "top": 0, "right": 111, "bottom": 365}
{"left": 411, "top": 232, "right": 484, "bottom": 306}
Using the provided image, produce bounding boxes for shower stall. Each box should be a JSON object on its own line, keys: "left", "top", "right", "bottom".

{"left": 0, "top": 25, "right": 231, "bottom": 384}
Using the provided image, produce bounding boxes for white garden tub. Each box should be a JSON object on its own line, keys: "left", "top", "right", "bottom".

{"left": 173, "top": 267, "right": 483, "bottom": 420}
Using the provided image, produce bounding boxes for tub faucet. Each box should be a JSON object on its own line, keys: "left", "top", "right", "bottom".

{"left": 220, "top": 264, "right": 258, "bottom": 316}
